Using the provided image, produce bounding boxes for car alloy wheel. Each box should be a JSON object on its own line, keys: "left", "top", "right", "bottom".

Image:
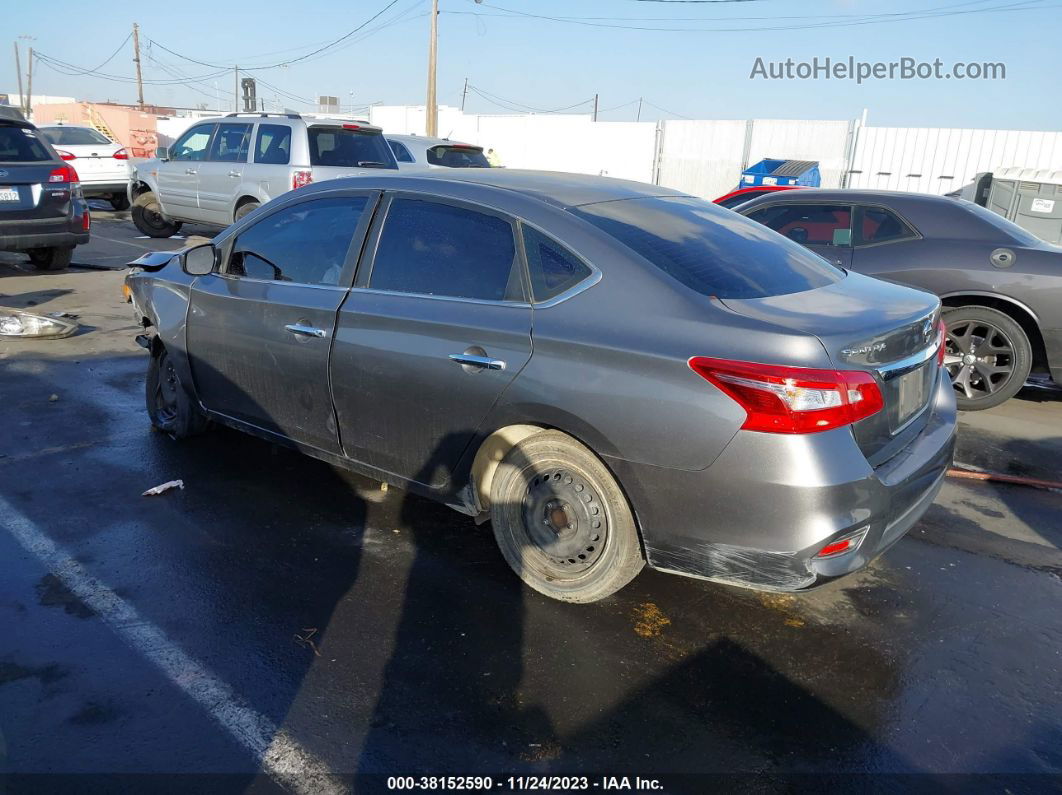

{"left": 944, "top": 319, "right": 1017, "bottom": 401}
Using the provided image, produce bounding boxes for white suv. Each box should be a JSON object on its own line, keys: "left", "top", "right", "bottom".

{"left": 128, "top": 113, "right": 398, "bottom": 237}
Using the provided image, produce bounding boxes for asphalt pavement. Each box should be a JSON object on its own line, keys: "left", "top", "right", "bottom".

{"left": 1, "top": 205, "right": 1060, "bottom": 792}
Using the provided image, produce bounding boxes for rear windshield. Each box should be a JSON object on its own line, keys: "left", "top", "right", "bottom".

{"left": 40, "top": 127, "right": 112, "bottom": 146}
{"left": 570, "top": 195, "right": 844, "bottom": 299}
{"left": 0, "top": 125, "right": 53, "bottom": 162}
{"left": 308, "top": 128, "right": 397, "bottom": 169}
{"left": 426, "top": 145, "right": 490, "bottom": 168}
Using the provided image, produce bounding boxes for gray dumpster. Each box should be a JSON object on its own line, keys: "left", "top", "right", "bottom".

{"left": 986, "top": 167, "right": 1062, "bottom": 244}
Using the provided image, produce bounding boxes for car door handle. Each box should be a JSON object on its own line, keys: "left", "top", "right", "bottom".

{"left": 448, "top": 353, "right": 506, "bottom": 371}
{"left": 185, "top": 168, "right": 197, "bottom": 175}
{"left": 285, "top": 323, "right": 327, "bottom": 338}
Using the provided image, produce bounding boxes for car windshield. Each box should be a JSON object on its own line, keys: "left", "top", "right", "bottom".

{"left": 570, "top": 195, "right": 844, "bottom": 299}
{"left": 426, "top": 145, "right": 490, "bottom": 168}
{"left": 40, "top": 127, "right": 112, "bottom": 146}
{"left": 0, "top": 125, "right": 53, "bottom": 162}
{"left": 308, "top": 128, "right": 397, "bottom": 169}
{"left": 961, "top": 200, "right": 1044, "bottom": 246}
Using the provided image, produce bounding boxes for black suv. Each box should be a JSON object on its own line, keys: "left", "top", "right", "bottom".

{"left": 0, "top": 117, "right": 90, "bottom": 270}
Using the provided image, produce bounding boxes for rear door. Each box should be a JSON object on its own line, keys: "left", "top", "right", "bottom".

{"left": 0, "top": 123, "right": 70, "bottom": 225}
{"left": 331, "top": 193, "right": 532, "bottom": 487}
{"left": 186, "top": 191, "right": 378, "bottom": 454}
{"left": 158, "top": 123, "right": 215, "bottom": 220}
{"left": 195, "top": 122, "right": 252, "bottom": 225}
{"left": 744, "top": 202, "right": 855, "bottom": 268}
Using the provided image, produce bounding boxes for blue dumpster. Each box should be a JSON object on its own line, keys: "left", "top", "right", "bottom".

{"left": 740, "top": 158, "right": 821, "bottom": 189}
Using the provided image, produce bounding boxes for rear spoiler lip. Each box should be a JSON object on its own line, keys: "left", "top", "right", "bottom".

{"left": 128, "top": 250, "right": 180, "bottom": 271}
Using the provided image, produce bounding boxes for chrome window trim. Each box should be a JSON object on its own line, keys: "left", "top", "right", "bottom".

{"left": 209, "top": 273, "right": 349, "bottom": 291}
{"left": 531, "top": 268, "right": 603, "bottom": 308}
{"left": 351, "top": 286, "right": 531, "bottom": 308}
{"left": 517, "top": 218, "right": 603, "bottom": 308}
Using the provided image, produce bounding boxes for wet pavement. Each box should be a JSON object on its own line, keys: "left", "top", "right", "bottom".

{"left": 1, "top": 206, "right": 1060, "bottom": 791}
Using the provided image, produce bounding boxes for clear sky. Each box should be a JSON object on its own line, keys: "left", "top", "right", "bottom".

{"left": 4, "top": 0, "right": 1060, "bottom": 130}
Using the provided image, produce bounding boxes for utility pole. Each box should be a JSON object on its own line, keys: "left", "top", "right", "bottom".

{"left": 592, "top": 93, "right": 598, "bottom": 122}
{"left": 14, "top": 43, "right": 24, "bottom": 115}
{"left": 460, "top": 77, "right": 468, "bottom": 112}
{"left": 25, "top": 47, "right": 33, "bottom": 118}
{"left": 425, "top": 0, "right": 438, "bottom": 136}
{"left": 636, "top": 97, "right": 643, "bottom": 122}
{"left": 132, "top": 23, "right": 145, "bottom": 109}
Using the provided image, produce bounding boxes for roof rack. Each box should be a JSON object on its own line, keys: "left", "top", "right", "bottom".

{"left": 224, "top": 112, "right": 302, "bottom": 119}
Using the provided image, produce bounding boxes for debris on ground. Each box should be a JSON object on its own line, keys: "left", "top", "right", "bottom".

{"left": 142, "top": 479, "right": 185, "bottom": 496}
{"left": 294, "top": 627, "right": 322, "bottom": 657}
{"left": 0, "top": 310, "right": 79, "bottom": 339}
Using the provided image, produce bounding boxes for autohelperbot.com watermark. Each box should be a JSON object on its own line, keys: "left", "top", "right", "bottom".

{"left": 749, "top": 56, "right": 1006, "bottom": 83}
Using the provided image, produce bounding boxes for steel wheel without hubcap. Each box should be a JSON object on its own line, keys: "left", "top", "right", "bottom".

{"left": 942, "top": 306, "right": 1032, "bottom": 410}
{"left": 489, "top": 430, "right": 644, "bottom": 603}
{"left": 154, "top": 353, "right": 180, "bottom": 426}
{"left": 521, "top": 467, "right": 608, "bottom": 577}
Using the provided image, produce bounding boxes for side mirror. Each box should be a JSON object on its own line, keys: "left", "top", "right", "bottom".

{"left": 181, "top": 244, "right": 217, "bottom": 276}
{"left": 156, "top": 146, "right": 169, "bottom": 160}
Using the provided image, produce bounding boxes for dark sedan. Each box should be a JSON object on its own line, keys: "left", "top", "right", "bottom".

{"left": 0, "top": 117, "right": 90, "bottom": 270}
{"left": 126, "top": 171, "right": 954, "bottom": 603}
{"left": 735, "top": 189, "right": 1062, "bottom": 410}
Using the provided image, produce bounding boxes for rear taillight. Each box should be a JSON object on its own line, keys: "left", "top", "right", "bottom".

{"left": 82, "top": 211, "right": 91, "bottom": 232}
{"left": 292, "top": 169, "right": 313, "bottom": 190}
{"left": 56, "top": 149, "right": 77, "bottom": 161}
{"left": 48, "top": 165, "right": 80, "bottom": 184}
{"left": 688, "top": 357, "right": 884, "bottom": 434}
{"left": 342, "top": 124, "right": 361, "bottom": 130}
{"left": 113, "top": 148, "right": 129, "bottom": 160}
{"left": 936, "top": 318, "right": 946, "bottom": 367}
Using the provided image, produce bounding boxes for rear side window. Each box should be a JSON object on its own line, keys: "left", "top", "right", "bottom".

{"left": 255, "top": 124, "right": 291, "bottom": 165}
{"left": 745, "top": 203, "right": 854, "bottom": 246}
{"left": 0, "top": 126, "right": 52, "bottom": 162}
{"left": 40, "top": 127, "right": 112, "bottom": 146}
{"left": 370, "top": 198, "right": 521, "bottom": 301}
{"left": 209, "top": 123, "right": 251, "bottom": 162}
{"left": 308, "top": 128, "right": 396, "bottom": 169}
{"left": 426, "top": 145, "right": 489, "bottom": 168}
{"left": 227, "top": 196, "right": 367, "bottom": 285}
{"left": 571, "top": 196, "right": 843, "bottom": 300}
{"left": 388, "top": 140, "right": 414, "bottom": 163}
{"left": 857, "top": 206, "right": 916, "bottom": 246}
{"left": 522, "top": 225, "right": 592, "bottom": 302}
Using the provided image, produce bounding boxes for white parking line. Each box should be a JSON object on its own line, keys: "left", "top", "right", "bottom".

{"left": 0, "top": 495, "right": 346, "bottom": 795}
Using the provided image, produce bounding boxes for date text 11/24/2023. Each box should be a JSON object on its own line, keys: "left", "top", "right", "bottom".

{"left": 386, "top": 776, "right": 664, "bottom": 791}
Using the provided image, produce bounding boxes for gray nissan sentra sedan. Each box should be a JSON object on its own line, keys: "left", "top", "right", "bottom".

{"left": 125, "top": 170, "right": 956, "bottom": 603}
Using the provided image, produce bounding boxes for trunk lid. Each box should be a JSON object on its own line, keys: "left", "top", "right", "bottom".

{"left": 0, "top": 162, "right": 73, "bottom": 222}
{"left": 720, "top": 271, "right": 942, "bottom": 463}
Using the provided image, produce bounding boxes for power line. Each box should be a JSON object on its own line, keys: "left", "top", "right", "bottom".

{"left": 467, "top": 85, "right": 595, "bottom": 114}
{"left": 34, "top": 52, "right": 230, "bottom": 85}
{"left": 150, "top": 0, "right": 404, "bottom": 71}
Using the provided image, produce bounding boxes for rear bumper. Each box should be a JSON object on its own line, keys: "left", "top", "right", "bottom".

{"left": 81, "top": 180, "right": 128, "bottom": 195}
{"left": 0, "top": 218, "right": 89, "bottom": 252}
{"left": 607, "top": 366, "right": 957, "bottom": 591}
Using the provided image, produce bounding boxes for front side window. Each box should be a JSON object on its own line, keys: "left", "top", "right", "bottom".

{"left": 227, "top": 196, "right": 367, "bottom": 285}
{"left": 522, "top": 225, "right": 592, "bottom": 302}
{"left": 208, "top": 123, "right": 251, "bottom": 163}
{"left": 369, "top": 198, "right": 521, "bottom": 301}
{"left": 745, "top": 203, "right": 854, "bottom": 247}
{"left": 0, "top": 125, "right": 52, "bottom": 162}
{"left": 425, "top": 145, "right": 490, "bottom": 168}
{"left": 255, "top": 124, "right": 291, "bottom": 165}
{"left": 40, "top": 127, "right": 112, "bottom": 146}
{"left": 170, "top": 125, "right": 215, "bottom": 162}
{"left": 308, "top": 128, "right": 396, "bottom": 169}
{"left": 388, "top": 140, "right": 414, "bottom": 163}
{"left": 571, "top": 195, "right": 843, "bottom": 300}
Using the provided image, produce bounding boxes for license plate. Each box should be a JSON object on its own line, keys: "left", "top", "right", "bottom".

{"left": 895, "top": 364, "right": 930, "bottom": 427}
{"left": 0, "top": 187, "right": 19, "bottom": 202}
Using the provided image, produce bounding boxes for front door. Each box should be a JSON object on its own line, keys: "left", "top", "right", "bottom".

{"left": 745, "top": 202, "right": 855, "bottom": 269}
{"left": 195, "top": 122, "right": 252, "bottom": 225}
{"left": 158, "top": 122, "right": 215, "bottom": 220}
{"left": 331, "top": 194, "right": 533, "bottom": 488}
{"left": 186, "top": 192, "right": 378, "bottom": 454}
